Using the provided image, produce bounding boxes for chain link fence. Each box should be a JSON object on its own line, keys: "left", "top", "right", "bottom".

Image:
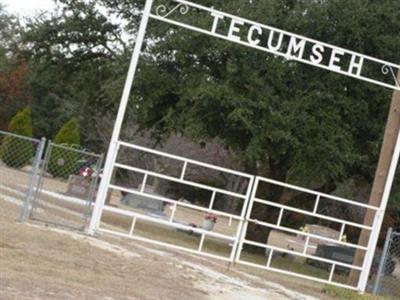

{"left": 30, "top": 141, "right": 103, "bottom": 230}
{"left": 372, "top": 228, "right": 400, "bottom": 298}
{"left": 0, "top": 130, "right": 45, "bottom": 222}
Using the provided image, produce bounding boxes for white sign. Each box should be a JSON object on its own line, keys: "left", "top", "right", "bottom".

{"left": 150, "top": 0, "right": 400, "bottom": 91}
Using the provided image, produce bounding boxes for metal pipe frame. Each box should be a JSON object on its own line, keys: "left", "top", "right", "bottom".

{"left": 358, "top": 130, "right": 400, "bottom": 292}
{"left": 150, "top": 0, "right": 400, "bottom": 91}
{"left": 88, "top": 0, "right": 155, "bottom": 235}
{"left": 50, "top": 142, "right": 102, "bottom": 158}
{"left": 95, "top": 142, "right": 254, "bottom": 261}
{"left": 19, "top": 137, "right": 47, "bottom": 222}
{"left": 0, "top": 130, "right": 41, "bottom": 143}
{"left": 88, "top": 0, "right": 399, "bottom": 293}
{"left": 235, "top": 175, "right": 378, "bottom": 289}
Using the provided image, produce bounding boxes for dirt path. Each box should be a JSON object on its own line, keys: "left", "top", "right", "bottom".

{"left": 1, "top": 211, "right": 205, "bottom": 300}
{"left": 0, "top": 166, "right": 336, "bottom": 300}
{"left": 0, "top": 196, "right": 333, "bottom": 300}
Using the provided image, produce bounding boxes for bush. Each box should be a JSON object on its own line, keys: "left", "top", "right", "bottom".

{"left": 0, "top": 108, "right": 34, "bottom": 168}
{"left": 48, "top": 145, "right": 82, "bottom": 179}
{"left": 53, "top": 118, "right": 80, "bottom": 145}
{"left": 48, "top": 118, "right": 81, "bottom": 178}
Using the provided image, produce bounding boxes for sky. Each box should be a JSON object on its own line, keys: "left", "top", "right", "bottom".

{"left": 1, "top": 0, "right": 55, "bottom": 16}
{"left": 1, "top": 0, "right": 130, "bottom": 42}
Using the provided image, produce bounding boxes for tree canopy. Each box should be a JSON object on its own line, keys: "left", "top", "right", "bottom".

{"left": 0, "top": 0, "right": 399, "bottom": 228}
{"left": 133, "top": 0, "right": 399, "bottom": 190}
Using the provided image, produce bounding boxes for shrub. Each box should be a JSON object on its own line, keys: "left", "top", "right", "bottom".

{"left": 0, "top": 108, "right": 34, "bottom": 168}
{"left": 53, "top": 118, "right": 80, "bottom": 145}
{"left": 48, "top": 118, "right": 81, "bottom": 178}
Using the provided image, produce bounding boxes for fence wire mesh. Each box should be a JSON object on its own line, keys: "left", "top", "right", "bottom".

{"left": 30, "top": 142, "right": 103, "bottom": 230}
{"left": 0, "top": 130, "right": 44, "bottom": 222}
{"left": 372, "top": 228, "right": 400, "bottom": 298}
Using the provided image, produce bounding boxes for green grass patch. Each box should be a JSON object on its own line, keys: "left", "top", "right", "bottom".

{"left": 323, "top": 285, "right": 388, "bottom": 300}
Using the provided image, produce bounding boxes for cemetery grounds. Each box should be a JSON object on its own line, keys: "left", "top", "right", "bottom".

{"left": 0, "top": 164, "right": 388, "bottom": 300}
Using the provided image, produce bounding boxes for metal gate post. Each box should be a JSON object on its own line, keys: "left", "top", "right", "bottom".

{"left": 88, "top": 0, "right": 155, "bottom": 235}
{"left": 19, "top": 137, "right": 46, "bottom": 222}
{"left": 234, "top": 177, "right": 259, "bottom": 263}
{"left": 229, "top": 175, "right": 256, "bottom": 264}
{"left": 358, "top": 130, "right": 400, "bottom": 292}
{"left": 30, "top": 140, "right": 53, "bottom": 219}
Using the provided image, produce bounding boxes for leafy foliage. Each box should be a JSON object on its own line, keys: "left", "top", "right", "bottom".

{"left": 7, "top": 108, "right": 33, "bottom": 137}
{"left": 0, "top": 0, "right": 398, "bottom": 237}
{"left": 54, "top": 118, "right": 80, "bottom": 145}
{"left": 124, "top": 0, "right": 400, "bottom": 236}
{"left": 0, "top": 108, "right": 34, "bottom": 168}
{"left": 21, "top": 0, "right": 129, "bottom": 146}
{"left": 49, "top": 118, "right": 81, "bottom": 178}
{"left": 133, "top": 0, "right": 398, "bottom": 197}
{"left": 0, "top": 5, "right": 32, "bottom": 129}
{"left": 31, "top": 94, "right": 69, "bottom": 139}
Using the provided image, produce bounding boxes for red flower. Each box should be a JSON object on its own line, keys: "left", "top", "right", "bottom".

{"left": 204, "top": 213, "right": 217, "bottom": 223}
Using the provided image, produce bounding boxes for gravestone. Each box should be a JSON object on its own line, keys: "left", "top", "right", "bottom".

{"left": 121, "top": 185, "right": 164, "bottom": 214}
{"left": 67, "top": 175, "right": 112, "bottom": 203}
{"left": 66, "top": 175, "right": 92, "bottom": 199}
{"left": 305, "top": 224, "right": 341, "bottom": 244}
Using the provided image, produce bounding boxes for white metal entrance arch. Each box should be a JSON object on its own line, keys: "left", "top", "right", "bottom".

{"left": 88, "top": 0, "right": 400, "bottom": 293}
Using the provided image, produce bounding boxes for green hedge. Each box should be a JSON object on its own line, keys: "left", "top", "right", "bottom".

{"left": 0, "top": 108, "right": 34, "bottom": 168}
{"left": 48, "top": 146, "right": 80, "bottom": 179}
{"left": 48, "top": 118, "right": 81, "bottom": 178}
{"left": 54, "top": 118, "right": 80, "bottom": 145}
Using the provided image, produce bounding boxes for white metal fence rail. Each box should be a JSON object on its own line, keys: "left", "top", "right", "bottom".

{"left": 236, "top": 176, "right": 378, "bottom": 290}
{"left": 88, "top": 140, "right": 384, "bottom": 291}
{"left": 87, "top": 0, "right": 400, "bottom": 293}
{"left": 95, "top": 141, "right": 254, "bottom": 262}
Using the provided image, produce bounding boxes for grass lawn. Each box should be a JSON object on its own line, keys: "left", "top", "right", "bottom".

{"left": 323, "top": 286, "right": 392, "bottom": 300}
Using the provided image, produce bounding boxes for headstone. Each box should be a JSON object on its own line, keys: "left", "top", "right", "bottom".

{"left": 121, "top": 185, "right": 164, "bottom": 213}
{"left": 306, "top": 225, "right": 340, "bottom": 244}
{"left": 66, "top": 175, "right": 112, "bottom": 203}
{"left": 66, "top": 175, "right": 92, "bottom": 199}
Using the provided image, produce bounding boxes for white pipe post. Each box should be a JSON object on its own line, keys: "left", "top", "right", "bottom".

{"left": 358, "top": 130, "right": 400, "bottom": 292}
{"left": 88, "top": 0, "right": 154, "bottom": 235}
{"left": 234, "top": 177, "right": 258, "bottom": 263}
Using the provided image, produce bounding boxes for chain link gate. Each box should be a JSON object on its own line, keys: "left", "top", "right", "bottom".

{"left": 0, "top": 130, "right": 46, "bottom": 222}
{"left": 372, "top": 228, "right": 400, "bottom": 298}
{"left": 30, "top": 142, "right": 103, "bottom": 230}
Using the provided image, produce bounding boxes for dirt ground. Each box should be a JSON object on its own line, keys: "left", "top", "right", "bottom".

{"left": 2, "top": 163, "right": 372, "bottom": 300}
{"left": 0, "top": 191, "right": 340, "bottom": 300}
